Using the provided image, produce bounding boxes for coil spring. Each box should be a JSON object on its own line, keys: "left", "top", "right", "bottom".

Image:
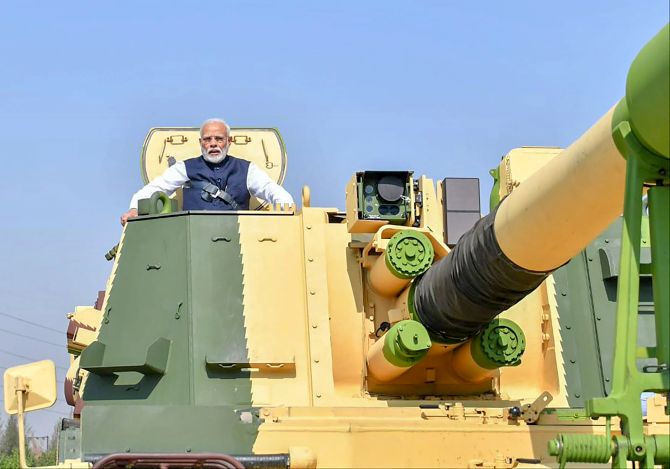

{"left": 553, "top": 434, "right": 612, "bottom": 463}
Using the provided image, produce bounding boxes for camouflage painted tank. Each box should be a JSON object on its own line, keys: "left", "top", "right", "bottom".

{"left": 3, "top": 24, "right": 669, "bottom": 469}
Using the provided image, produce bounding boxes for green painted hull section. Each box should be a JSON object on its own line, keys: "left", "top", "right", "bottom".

{"left": 82, "top": 406, "right": 259, "bottom": 455}
{"left": 81, "top": 213, "right": 258, "bottom": 458}
{"left": 58, "top": 424, "right": 81, "bottom": 463}
{"left": 552, "top": 216, "right": 655, "bottom": 406}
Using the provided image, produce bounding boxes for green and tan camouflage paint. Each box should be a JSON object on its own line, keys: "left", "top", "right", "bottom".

{"left": 80, "top": 213, "right": 260, "bottom": 456}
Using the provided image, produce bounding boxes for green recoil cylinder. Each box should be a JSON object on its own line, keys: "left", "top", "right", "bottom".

{"left": 369, "top": 230, "right": 435, "bottom": 297}
{"left": 366, "top": 320, "right": 432, "bottom": 381}
{"left": 451, "top": 318, "right": 526, "bottom": 383}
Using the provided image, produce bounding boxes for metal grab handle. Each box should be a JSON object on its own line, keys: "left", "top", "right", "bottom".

{"left": 80, "top": 337, "right": 171, "bottom": 376}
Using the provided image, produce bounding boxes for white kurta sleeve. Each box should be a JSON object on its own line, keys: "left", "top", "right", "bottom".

{"left": 129, "top": 161, "right": 190, "bottom": 209}
{"left": 246, "top": 162, "right": 294, "bottom": 205}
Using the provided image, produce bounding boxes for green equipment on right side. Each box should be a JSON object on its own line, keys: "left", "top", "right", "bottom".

{"left": 548, "top": 24, "right": 669, "bottom": 468}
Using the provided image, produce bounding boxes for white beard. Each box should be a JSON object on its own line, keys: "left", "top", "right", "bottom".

{"left": 202, "top": 145, "right": 229, "bottom": 164}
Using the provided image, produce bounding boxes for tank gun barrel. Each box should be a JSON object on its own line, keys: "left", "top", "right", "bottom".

{"left": 413, "top": 24, "right": 669, "bottom": 342}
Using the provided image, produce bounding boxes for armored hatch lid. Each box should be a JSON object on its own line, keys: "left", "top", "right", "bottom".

{"left": 140, "top": 127, "right": 287, "bottom": 210}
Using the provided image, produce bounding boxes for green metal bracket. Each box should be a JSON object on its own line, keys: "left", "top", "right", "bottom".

{"left": 489, "top": 166, "right": 501, "bottom": 211}
{"left": 587, "top": 121, "right": 669, "bottom": 457}
{"left": 549, "top": 27, "right": 669, "bottom": 465}
{"left": 648, "top": 186, "right": 669, "bottom": 370}
{"left": 80, "top": 337, "right": 172, "bottom": 376}
{"left": 549, "top": 120, "right": 669, "bottom": 468}
{"left": 551, "top": 408, "right": 590, "bottom": 422}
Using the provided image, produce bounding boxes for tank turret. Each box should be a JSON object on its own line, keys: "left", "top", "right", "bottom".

{"left": 3, "top": 24, "right": 668, "bottom": 469}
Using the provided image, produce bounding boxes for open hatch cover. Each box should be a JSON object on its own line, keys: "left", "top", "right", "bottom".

{"left": 140, "top": 127, "right": 288, "bottom": 210}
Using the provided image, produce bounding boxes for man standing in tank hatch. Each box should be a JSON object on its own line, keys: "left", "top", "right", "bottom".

{"left": 120, "top": 118, "right": 294, "bottom": 225}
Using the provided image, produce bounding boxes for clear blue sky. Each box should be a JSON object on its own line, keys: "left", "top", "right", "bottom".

{"left": 0, "top": 1, "right": 667, "bottom": 436}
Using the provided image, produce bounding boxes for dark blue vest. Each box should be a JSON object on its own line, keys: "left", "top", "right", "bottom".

{"left": 183, "top": 155, "right": 251, "bottom": 210}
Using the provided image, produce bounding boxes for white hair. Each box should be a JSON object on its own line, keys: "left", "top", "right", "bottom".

{"left": 200, "top": 118, "right": 231, "bottom": 136}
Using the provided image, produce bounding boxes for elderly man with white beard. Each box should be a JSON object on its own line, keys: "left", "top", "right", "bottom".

{"left": 120, "top": 118, "right": 294, "bottom": 225}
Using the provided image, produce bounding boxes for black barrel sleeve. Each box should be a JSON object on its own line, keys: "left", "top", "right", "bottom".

{"left": 413, "top": 204, "right": 549, "bottom": 342}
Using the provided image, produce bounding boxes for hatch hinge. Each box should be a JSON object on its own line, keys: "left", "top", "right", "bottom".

{"left": 521, "top": 391, "right": 553, "bottom": 424}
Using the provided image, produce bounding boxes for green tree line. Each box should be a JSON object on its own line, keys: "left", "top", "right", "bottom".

{"left": 0, "top": 415, "right": 58, "bottom": 468}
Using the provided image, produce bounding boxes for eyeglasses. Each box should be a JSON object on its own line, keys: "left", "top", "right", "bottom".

{"left": 201, "top": 136, "right": 227, "bottom": 143}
